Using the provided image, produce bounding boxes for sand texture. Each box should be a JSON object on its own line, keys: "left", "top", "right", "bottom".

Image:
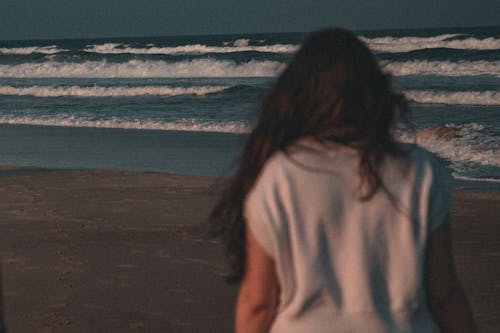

{"left": 0, "top": 168, "right": 498, "bottom": 332}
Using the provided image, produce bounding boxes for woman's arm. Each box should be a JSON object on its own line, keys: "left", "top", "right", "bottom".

{"left": 235, "top": 226, "right": 280, "bottom": 333}
{"left": 424, "top": 214, "right": 477, "bottom": 332}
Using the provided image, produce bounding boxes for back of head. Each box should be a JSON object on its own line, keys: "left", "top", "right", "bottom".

{"left": 261, "top": 27, "right": 402, "bottom": 146}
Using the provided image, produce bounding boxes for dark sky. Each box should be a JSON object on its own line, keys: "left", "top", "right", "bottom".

{"left": 1, "top": 0, "right": 499, "bottom": 40}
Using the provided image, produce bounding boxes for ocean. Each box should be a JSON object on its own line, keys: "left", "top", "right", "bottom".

{"left": 0, "top": 26, "right": 498, "bottom": 190}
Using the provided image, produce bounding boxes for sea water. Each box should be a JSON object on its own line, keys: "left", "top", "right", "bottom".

{"left": 0, "top": 26, "right": 498, "bottom": 189}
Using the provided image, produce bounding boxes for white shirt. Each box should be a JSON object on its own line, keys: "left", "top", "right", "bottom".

{"left": 244, "top": 138, "right": 451, "bottom": 333}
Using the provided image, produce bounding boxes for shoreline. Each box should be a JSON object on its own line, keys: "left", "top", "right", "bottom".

{"left": 0, "top": 168, "right": 499, "bottom": 332}
{"left": 0, "top": 123, "right": 499, "bottom": 191}
{"left": 0, "top": 124, "right": 245, "bottom": 177}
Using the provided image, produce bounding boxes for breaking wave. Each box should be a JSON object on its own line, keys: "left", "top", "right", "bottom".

{"left": 4, "top": 84, "right": 498, "bottom": 106}
{"left": 0, "top": 85, "right": 231, "bottom": 97}
{"left": 363, "top": 34, "right": 500, "bottom": 52}
{"left": 0, "top": 45, "right": 67, "bottom": 55}
{"left": 84, "top": 42, "right": 298, "bottom": 55}
{"left": 404, "top": 90, "right": 500, "bottom": 106}
{"left": 1, "top": 59, "right": 499, "bottom": 78}
{"left": 0, "top": 59, "right": 285, "bottom": 78}
{"left": 398, "top": 123, "right": 500, "bottom": 169}
{"left": 1, "top": 34, "right": 499, "bottom": 57}
{"left": 383, "top": 60, "right": 500, "bottom": 77}
{"left": 0, "top": 115, "right": 249, "bottom": 133}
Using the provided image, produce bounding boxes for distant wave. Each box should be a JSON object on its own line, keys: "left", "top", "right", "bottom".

{"left": 1, "top": 34, "right": 499, "bottom": 56}
{"left": 2, "top": 59, "right": 499, "bottom": 78}
{"left": 84, "top": 42, "right": 298, "bottom": 55}
{"left": 0, "top": 85, "right": 231, "bottom": 97}
{"left": 222, "top": 38, "right": 266, "bottom": 46}
{"left": 383, "top": 60, "right": 500, "bottom": 77}
{"left": 363, "top": 34, "right": 500, "bottom": 52}
{"left": 405, "top": 90, "right": 500, "bottom": 106}
{"left": 0, "top": 45, "right": 67, "bottom": 55}
{"left": 0, "top": 59, "right": 285, "bottom": 78}
{"left": 376, "top": 48, "right": 500, "bottom": 63}
{"left": 0, "top": 115, "right": 249, "bottom": 133}
{"left": 4, "top": 84, "right": 498, "bottom": 106}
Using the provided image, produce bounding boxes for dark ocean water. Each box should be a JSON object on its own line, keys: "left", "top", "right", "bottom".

{"left": 0, "top": 26, "right": 498, "bottom": 187}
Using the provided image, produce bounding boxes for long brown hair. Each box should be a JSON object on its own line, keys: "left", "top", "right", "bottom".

{"left": 210, "top": 28, "right": 408, "bottom": 283}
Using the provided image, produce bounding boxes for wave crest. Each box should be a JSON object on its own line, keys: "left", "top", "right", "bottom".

{"left": 0, "top": 115, "right": 249, "bottom": 133}
{"left": 2, "top": 59, "right": 498, "bottom": 78}
{"left": 405, "top": 90, "right": 500, "bottom": 106}
{"left": 84, "top": 42, "right": 298, "bottom": 55}
{"left": 363, "top": 34, "right": 500, "bottom": 52}
{"left": 398, "top": 123, "right": 499, "bottom": 168}
{"left": 0, "top": 45, "right": 67, "bottom": 55}
{"left": 1, "top": 34, "right": 498, "bottom": 56}
{"left": 0, "top": 59, "right": 285, "bottom": 78}
{"left": 383, "top": 60, "right": 500, "bottom": 77}
{"left": 0, "top": 85, "right": 231, "bottom": 97}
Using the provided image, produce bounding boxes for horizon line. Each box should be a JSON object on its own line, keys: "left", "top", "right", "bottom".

{"left": 0, "top": 24, "right": 498, "bottom": 43}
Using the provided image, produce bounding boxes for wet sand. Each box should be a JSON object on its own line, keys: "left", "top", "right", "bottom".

{"left": 0, "top": 168, "right": 498, "bottom": 332}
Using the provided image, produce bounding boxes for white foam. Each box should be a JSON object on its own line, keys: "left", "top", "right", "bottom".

{"left": 0, "top": 45, "right": 67, "bottom": 55}
{"left": 8, "top": 84, "right": 496, "bottom": 106}
{"left": 383, "top": 60, "right": 500, "bottom": 77}
{"left": 453, "top": 175, "right": 500, "bottom": 183}
{"left": 0, "top": 115, "right": 249, "bottom": 133}
{"left": 0, "top": 59, "right": 285, "bottom": 78}
{"left": 0, "top": 85, "right": 231, "bottom": 97}
{"left": 222, "top": 39, "right": 265, "bottom": 46}
{"left": 84, "top": 42, "right": 298, "bottom": 55}
{"left": 362, "top": 34, "right": 500, "bottom": 52}
{"left": 404, "top": 90, "right": 500, "bottom": 106}
{"left": 85, "top": 35, "right": 500, "bottom": 55}
{"left": 398, "top": 123, "right": 500, "bottom": 168}
{"left": 2, "top": 58, "right": 497, "bottom": 79}
{"left": 1, "top": 34, "right": 497, "bottom": 57}
{"left": 233, "top": 39, "right": 251, "bottom": 47}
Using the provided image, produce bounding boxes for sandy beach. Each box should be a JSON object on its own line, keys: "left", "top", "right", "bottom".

{"left": 0, "top": 168, "right": 498, "bottom": 332}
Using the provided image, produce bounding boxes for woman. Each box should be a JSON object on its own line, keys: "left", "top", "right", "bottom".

{"left": 210, "top": 28, "right": 476, "bottom": 332}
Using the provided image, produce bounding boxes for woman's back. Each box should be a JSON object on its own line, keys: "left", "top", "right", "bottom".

{"left": 211, "top": 28, "right": 475, "bottom": 333}
{"left": 244, "top": 138, "right": 451, "bottom": 332}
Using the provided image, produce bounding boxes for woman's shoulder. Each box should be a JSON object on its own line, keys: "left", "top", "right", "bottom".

{"left": 394, "top": 141, "right": 446, "bottom": 169}
{"left": 250, "top": 150, "right": 289, "bottom": 191}
{"left": 393, "top": 141, "right": 452, "bottom": 193}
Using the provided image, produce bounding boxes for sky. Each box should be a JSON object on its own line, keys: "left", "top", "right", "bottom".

{"left": 0, "top": 0, "right": 499, "bottom": 40}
